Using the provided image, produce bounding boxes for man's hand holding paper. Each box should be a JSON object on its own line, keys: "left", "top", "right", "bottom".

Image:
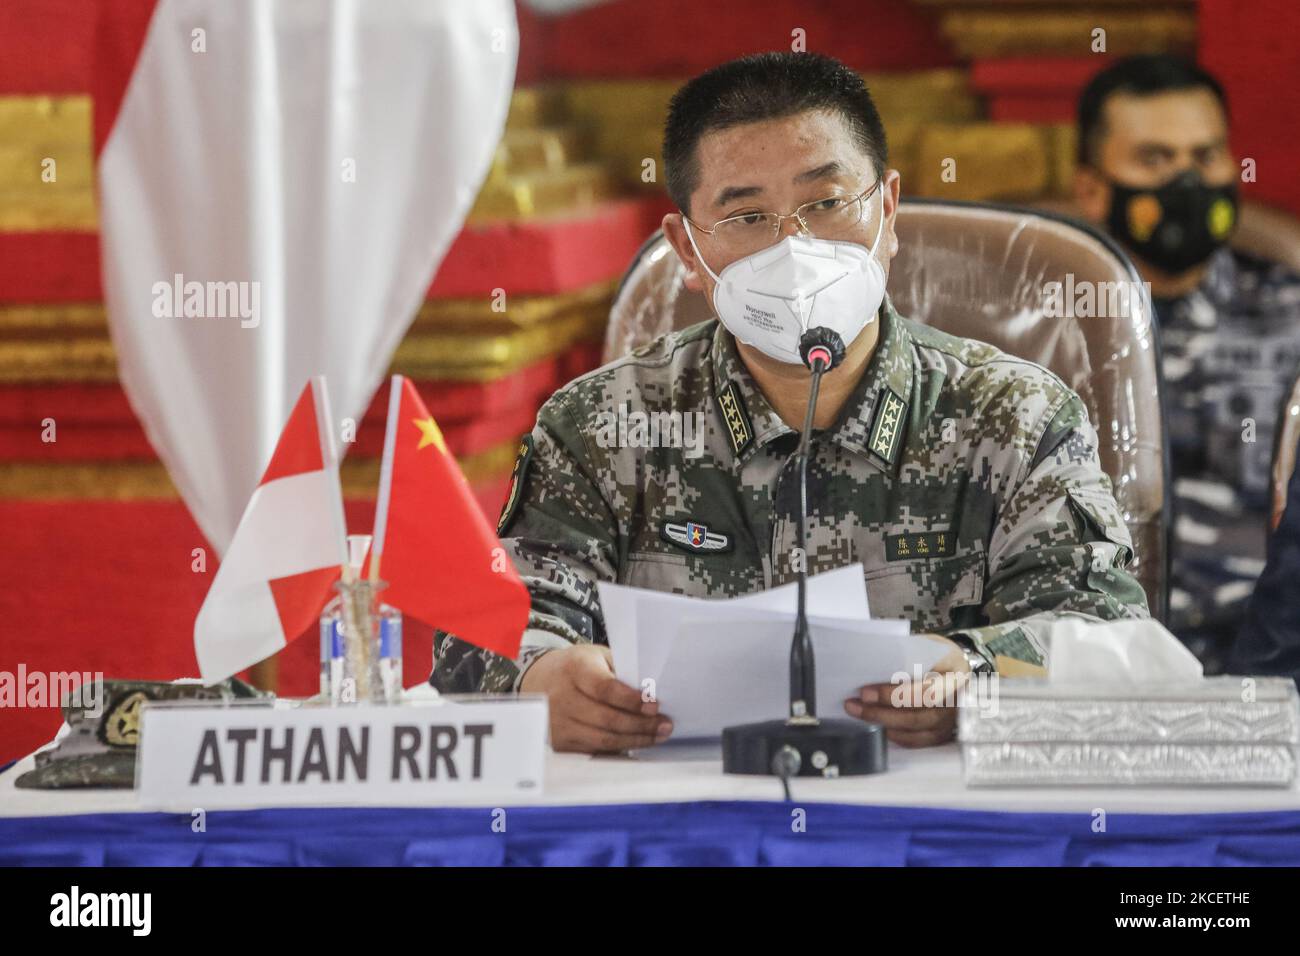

{"left": 595, "top": 565, "right": 950, "bottom": 745}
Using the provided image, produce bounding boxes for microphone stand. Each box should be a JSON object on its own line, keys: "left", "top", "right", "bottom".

{"left": 789, "top": 355, "right": 821, "bottom": 721}
{"left": 722, "top": 328, "right": 887, "bottom": 784}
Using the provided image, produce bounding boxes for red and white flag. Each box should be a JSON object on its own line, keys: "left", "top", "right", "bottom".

{"left": 371, "top": 376, "right": 530, "bottom": 660}
{"left": 194, "top": 378, "right": 347, "bottom": 681}
{"left": 95, "top": 0, "right": 517, "bottom": 554}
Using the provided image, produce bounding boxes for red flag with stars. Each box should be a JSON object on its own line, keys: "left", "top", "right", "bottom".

{"left": 374, "top": 376, "right": 529, "bottom": 660}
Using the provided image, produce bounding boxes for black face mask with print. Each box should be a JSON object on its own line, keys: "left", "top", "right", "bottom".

{"left": 1105, "top": 169, "right": 1239, "bottom": 275}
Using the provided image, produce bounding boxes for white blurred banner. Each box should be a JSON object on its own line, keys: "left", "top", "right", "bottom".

{"left": 98, "top": 0, "right": 517, "bottom": 552}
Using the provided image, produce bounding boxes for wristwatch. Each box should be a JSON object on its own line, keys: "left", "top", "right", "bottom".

{"left": 947, "top": 633, "right": 996, "bottom": 675}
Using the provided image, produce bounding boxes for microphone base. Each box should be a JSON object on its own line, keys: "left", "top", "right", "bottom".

{"left": 721, "top": 718, "right": 887, "bottom": 777}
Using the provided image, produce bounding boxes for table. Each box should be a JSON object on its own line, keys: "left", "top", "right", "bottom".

{"left": 4, "top": 742, "right": 1300, "bottom": 865}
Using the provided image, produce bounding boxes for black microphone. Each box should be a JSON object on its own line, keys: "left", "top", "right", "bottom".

{"left": 799, "top": 327, "right": 846, "bottom": 373}
{"left": 721, "top": 325, "right": 886, "bottom": 781}
{"left": 788, "top": 328, "right": 842, "bottom": 719}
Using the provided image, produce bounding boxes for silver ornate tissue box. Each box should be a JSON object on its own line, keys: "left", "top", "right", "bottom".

{"left": 958, "top": 676, "right": 1300, "bottom": 787}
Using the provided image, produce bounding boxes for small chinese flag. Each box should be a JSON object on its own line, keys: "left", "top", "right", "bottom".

{"left": 374, "top": 377, "right": 530, "bottom": 660}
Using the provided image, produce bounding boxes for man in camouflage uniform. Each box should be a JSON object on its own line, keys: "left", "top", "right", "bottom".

{"left": 1073, "top": 55, "right": 1300, "bottom": 671}
{"left": 433, "top": 52, "right": 1149, "bottom": 751}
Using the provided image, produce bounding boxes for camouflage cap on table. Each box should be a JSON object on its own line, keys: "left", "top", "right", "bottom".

{"left": 14, "top": 677, "right": 269, "bottom": 789}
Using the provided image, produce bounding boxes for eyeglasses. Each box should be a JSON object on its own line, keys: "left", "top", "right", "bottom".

{"left": 685, "top": 179, "right": 882, "bottom": 260}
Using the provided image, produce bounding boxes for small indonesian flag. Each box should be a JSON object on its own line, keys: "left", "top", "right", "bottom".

{"left": 375, "top": 377, "right": 530, "bottom": 659}
{"left": 194, "top": 380, "right": 344, "bottom": 681}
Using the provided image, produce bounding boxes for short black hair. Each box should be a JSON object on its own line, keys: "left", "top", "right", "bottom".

{"left": 663, "top": 52, "right": 888, "bottom": 215}
{"left": 1077, "top": 54, "right": 1229, "bottom": 166}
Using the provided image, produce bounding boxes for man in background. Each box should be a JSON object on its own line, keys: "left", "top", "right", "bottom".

{"left": 1073, "top": 54, "right": 1300, "bottom": 671}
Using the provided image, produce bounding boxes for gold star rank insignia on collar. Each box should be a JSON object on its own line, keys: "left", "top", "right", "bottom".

{"left": 715, "top": 381, "right": 754, "bottom": 457}
{"left": 867, "top": 387, "right": 907, "bottom": 469}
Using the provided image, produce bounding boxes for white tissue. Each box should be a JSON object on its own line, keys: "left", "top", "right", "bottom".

{"left": 1048, "top": 617, "right": 1204, "bottom": 684}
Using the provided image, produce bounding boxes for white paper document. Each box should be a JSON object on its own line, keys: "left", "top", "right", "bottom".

{"left": 597, "top": 565, "right": 950, "bottom": 740}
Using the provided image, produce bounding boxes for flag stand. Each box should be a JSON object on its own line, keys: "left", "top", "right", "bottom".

{"left": 313, "top": 376, "right": 380, "bottom": 700}
{"left": 368, "top": 375, "right": 403, "bottom": 585}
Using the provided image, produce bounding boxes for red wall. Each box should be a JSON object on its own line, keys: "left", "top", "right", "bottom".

{"left": 1200, "top": 0, "right": 1300, "bottom": 218}
{"left": 515, "top": 0, "right": 955, "bottom": 83}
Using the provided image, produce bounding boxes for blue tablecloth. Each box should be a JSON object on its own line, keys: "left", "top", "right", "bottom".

{"left": 5, "top": 801, "right": 1300, "bottom": 866}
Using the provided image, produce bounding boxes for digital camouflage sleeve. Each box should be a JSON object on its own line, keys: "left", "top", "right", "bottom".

{"left": 430, "top": 302, "right": 1149, "bottom": 693}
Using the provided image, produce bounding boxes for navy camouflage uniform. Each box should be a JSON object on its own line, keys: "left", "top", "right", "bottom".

{"left": 1156, "top": 247, "right": 1300, "bottom": 668}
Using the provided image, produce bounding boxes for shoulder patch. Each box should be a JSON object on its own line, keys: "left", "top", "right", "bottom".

{"left": 867, "top": 387, "right": 908, "bottom": 468}
{"left": 496, "top": 435, "right": 534, "bottom": 536}
{"left": 715, "top": 381, "right": 754, "bottom": 457}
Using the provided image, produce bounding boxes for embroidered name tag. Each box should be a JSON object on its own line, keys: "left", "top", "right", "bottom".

{"left": 661, "top": 520, "right": 732, "bottom": 554}
{"left": 884, "top": 530, "right": 956, "bottom": 561}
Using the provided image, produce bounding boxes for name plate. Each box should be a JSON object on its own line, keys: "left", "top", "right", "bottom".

{"left": 136, "top": 695, "right": 548, "bottom": 810}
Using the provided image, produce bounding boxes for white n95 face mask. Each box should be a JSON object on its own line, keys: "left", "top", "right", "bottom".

{"left": 684, "top": 185, "right": 888, "bottom": 365}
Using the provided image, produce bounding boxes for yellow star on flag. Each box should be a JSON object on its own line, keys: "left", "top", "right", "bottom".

{"left": 413, "top": 416, "right": 447, "bottom": 454}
